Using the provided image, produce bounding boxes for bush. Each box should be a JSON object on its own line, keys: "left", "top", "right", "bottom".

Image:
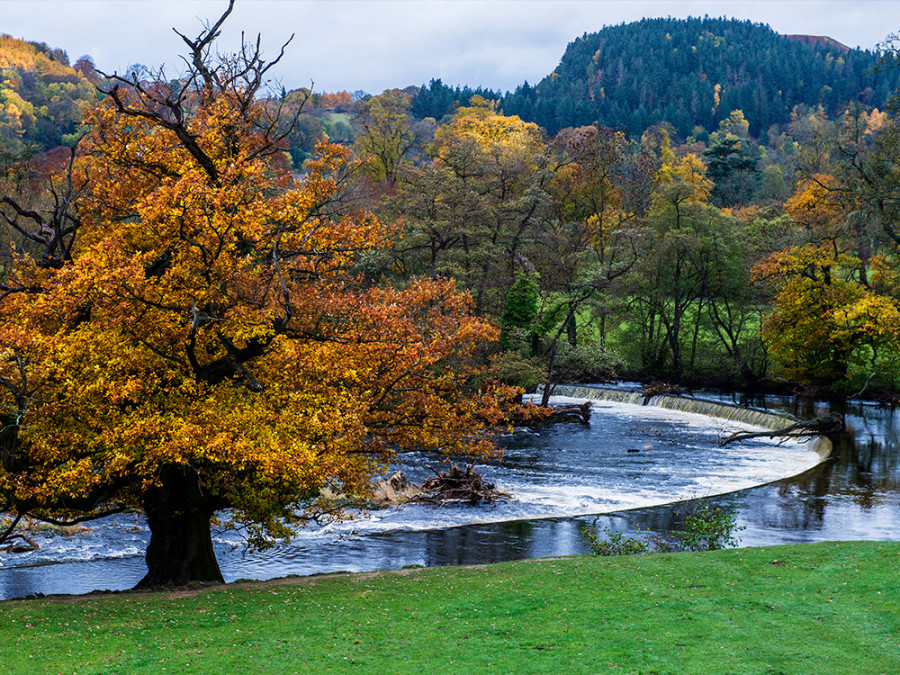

{"left": 581, "top": 526, "right": 651, "bottom": 556}
{"left": 667, "top": 499, "right": 743, "bottom": 551}
{"left": 581, "top": 499, "right": 743, "bottom": 556}
{"left": 490, "top": 351, "right": 545, "bottom": 390}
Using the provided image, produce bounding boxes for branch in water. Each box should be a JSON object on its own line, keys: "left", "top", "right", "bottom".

{"left": 719, "top": 414, "right": 844, "bottom": 446}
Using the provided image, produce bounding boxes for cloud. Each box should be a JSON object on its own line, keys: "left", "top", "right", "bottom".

{"left": 1, "top": 0, "right": 898, "bottom": 94}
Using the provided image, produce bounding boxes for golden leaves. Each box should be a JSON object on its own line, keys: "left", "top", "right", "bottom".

{"left": 0, "top": 76, "right": 508, "bottom": 539}
{"left": 754, "top": 244, "right": 900, "bottom": 385}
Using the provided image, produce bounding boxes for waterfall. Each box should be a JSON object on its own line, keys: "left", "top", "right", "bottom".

{"left": 541, "top": 384, "right": 833, "bottom": 461}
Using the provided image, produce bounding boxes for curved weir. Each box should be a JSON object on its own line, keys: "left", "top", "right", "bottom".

{"left": 0, "top": 386, "right": 832, "bottom": 599}
{"left": 548, "top": 385, "right": 833, "bottom": 462}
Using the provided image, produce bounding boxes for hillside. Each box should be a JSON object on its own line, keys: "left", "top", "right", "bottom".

{"left": 784, "top": 34, "right": 851, "bottom": 53}
{"left": 0, "top": 35, "right": 96, "bottom": 161}
{"left": 499, "top": 17, "right": 900, "bottom": 137}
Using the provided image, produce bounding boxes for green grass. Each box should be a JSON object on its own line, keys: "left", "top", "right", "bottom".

{"left": 1, "top": 542, "right": 898, "bottom": 673}
{"left": 321, "top": 111, "right": 353, "bottom": 127}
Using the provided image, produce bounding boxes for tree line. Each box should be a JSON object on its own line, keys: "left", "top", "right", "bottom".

{"left": 349, "top": 87, "right": 900, "bottom": 398}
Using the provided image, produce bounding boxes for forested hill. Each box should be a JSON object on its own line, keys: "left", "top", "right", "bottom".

{"left": 0, "top": 35, "right": 96, "bottom": 161}
{"left": 499, "top": 16, "right": 900, "bottom": 137}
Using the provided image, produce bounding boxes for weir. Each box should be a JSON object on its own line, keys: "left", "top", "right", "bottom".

{"left": 0, "top": 383, "right": 841, "bottom": 599}
{"left": 543, "top": 384, "right": 833, "bottom": 462}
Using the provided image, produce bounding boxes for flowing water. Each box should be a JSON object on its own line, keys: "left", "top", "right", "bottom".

{"left": 1, "top": 386, "right": 896, "bottom": 600}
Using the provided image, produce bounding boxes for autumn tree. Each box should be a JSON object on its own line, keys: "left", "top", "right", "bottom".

{"left": 732, "top": 96, "right": 900, "bottom": 393}
{"left": 754, "top": 244, "right": 900, "bottom": 392}
{"left": 0, "top": 35, "right": 95, "bottom": 158}
{"left": 787, "top": 105, "right": 900, "bottom": 278}
{"left": 426, "top": 97, "right": 554, "bottom": 314}
{"left": 509, "top": 125, "right": 654, "bottom": 396}
{"left": 353, "top": 89, "right": 420, "bottom": 186}
{"left": 376, "top": 97, "right": 554, "bottom": 321}
{"left": 546, "top": 125, "right": 654, "bottom": 345}
{"left": 0, "top": 4, "right": 510, "bottom": 588}
{"left": 619, "top": 138, "right": 714, "bottom": 376}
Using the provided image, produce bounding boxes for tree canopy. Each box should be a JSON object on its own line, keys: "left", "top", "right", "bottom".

{"left": 0, "top": 35, "right": 95, "bottom": 161}
{"left": 501, "top": 17, "right": 900, "bottom": 137}
{"left": 0, "top": 4, "right": 511, "bottom": 587}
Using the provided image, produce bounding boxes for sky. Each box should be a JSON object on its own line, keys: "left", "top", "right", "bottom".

{"left": 2, "top": 1, "right": 899, "bottom": 95}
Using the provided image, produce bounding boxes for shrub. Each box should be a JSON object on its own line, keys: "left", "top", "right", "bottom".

{"left": 667, "top": 499, "right": 743, "bottom": 551}
{"left": 581, "top": 526, "right": 651, "bottom": 556}
{"left": 555, "top": 339, "right": 626, "bottom": 382}
{"left": 582, "top": 499, "right": 743, "bottom": 556}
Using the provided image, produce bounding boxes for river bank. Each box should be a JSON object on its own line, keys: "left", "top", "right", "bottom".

{"left": 2, "top": 541, "right": 898, "bottom": 674}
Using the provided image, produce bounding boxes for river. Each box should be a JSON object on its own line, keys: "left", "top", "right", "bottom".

{"left": 0, "top": 387, "right": 896, "bottom": 600}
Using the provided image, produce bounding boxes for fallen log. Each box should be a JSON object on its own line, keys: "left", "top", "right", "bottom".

{"left": 719, "top": 413, "right": 844, "bottom": 447}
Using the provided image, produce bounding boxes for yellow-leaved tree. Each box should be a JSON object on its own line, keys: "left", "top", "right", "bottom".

{"left": 0, "top": 4, "right": 511, "bottom": 588}
{"left": 753, "top": 244, "right": 900, "bottom": 391}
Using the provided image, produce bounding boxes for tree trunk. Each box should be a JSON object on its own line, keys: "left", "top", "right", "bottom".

{"left": 541, "top": 341, "right": 558, "bottom": 408}
{"left": 136, "top": 464, "right": 224, "bottom": 589}
{"left": 566, "top": 312, "right": 577, "bottom": 347}
{"left": 0, "top": 413, "right": 20, "bottom": 472}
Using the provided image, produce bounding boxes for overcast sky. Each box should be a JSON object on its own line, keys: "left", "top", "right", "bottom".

{"left": 3, "top": 1, "right": 899, "bottom": 94}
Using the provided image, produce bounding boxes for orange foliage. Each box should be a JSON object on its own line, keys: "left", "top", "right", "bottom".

{"left": 316, "top": 90, "right": 353, "bottom": 110}
{"left": 0, "top": 53, "right": 512, "bottom": 556}
{"left": 784, "top": 173, "right": 844, "bottom": 234}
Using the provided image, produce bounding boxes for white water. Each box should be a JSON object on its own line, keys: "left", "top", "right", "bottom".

{"left": 274, "top": 392, "right": 824, "bottom": 543}
{"left": 0, "top": 389, "right": 828, "bottom": 597}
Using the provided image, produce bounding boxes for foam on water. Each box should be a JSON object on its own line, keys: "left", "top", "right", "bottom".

{"left": 254, "top": 392, "right": 823, "bottom": 541}
{"left": 0, "top": 388, "right": 829, "bottom": 597}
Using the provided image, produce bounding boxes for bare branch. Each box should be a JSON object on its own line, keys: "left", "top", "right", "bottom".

{"left": 0, "top": 512, "right": 24, "bottom": 545}
{"left": 720, "top": 414, "right": 844, "bottom": 446}
{"left": 173, "top": 0, "right": 236, "bottom": 89}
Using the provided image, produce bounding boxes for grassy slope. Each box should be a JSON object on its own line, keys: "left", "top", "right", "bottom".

{"left": 1, "top": 542, "right": 897, "bottom": 674}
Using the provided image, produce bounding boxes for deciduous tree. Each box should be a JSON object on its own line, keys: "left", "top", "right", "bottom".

{"left": 754, "top": 244, "right": 900, "bottom": 391}
{"left": 354, "top": 89, "right": 419, "bottom": 186}
{"left": 0, "top": 4, "right": 510, "bottom": 588}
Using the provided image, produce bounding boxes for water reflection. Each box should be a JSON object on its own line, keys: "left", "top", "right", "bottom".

{"left": 668, "top": 392, "right": 900, "bottom": 545}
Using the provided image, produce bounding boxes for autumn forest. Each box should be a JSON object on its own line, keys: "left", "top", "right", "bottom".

{"left": 1, "top": 5, "right": 900, "bottom": 586}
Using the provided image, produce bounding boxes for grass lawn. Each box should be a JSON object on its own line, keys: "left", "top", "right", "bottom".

{"left": 1, "top": 541, "right": 897, "bottom": 674}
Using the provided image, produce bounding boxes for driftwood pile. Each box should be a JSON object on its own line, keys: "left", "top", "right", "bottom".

{"left": 409, "top": 464, "right": 509, "bottom": 506}
{"left": 371, "top": 471, "right": 423, "bottom": 505}
{"left": 719, "top": 413, "right": 845, "bottom": 446}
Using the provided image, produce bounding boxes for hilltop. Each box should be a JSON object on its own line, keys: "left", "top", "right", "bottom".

{"left": 496, "top": 16, "right": 899, "bottom": 137}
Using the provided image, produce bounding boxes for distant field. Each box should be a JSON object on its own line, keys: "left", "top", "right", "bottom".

{"left": 2, "top": 541, "right": 897, "bottom": 674}
{"left": 324, "top": 112, "right": 352, "bottom": 126}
